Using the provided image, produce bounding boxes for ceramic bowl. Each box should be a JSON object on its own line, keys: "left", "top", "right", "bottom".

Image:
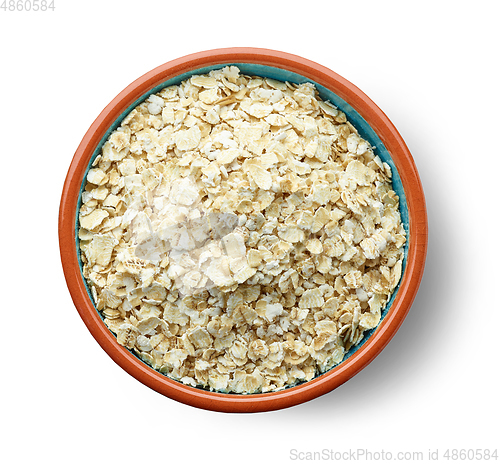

{"left": 59, "top": 48, "right": 427, "bottom": 413}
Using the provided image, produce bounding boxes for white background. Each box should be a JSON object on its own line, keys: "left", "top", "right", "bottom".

{"left": 1, "top": 1, "right": 498, "bottom": 463}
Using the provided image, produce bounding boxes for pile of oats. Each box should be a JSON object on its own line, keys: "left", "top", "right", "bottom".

{"left": 78, "top": 66, "right": 406, "bottom": 393}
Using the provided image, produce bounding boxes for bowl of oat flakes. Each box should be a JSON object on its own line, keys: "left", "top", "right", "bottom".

{"left": 59, "top": 48, "right": 427, "bottom": 412}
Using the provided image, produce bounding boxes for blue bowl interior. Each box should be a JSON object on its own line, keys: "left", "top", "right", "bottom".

{"left": 76, "top": 63, "right": 409, "bottom": 391}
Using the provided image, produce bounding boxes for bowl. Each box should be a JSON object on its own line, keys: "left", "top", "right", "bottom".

{"left": 59, "top": 48, "right": 427, "bottom": 412}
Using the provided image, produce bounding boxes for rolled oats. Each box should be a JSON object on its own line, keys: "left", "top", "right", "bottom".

{"left": 79, "top": 66, "right": 406, "bottom": 394}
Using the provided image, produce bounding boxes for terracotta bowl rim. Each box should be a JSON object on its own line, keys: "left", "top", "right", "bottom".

{"left": 59, "top": 47, "right": 428, "bottom": 413}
